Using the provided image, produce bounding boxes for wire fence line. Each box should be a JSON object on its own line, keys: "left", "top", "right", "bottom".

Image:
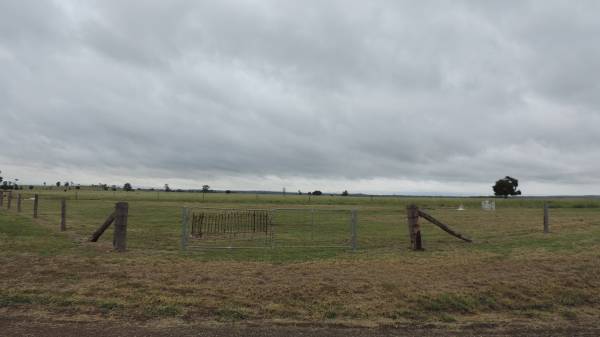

{"left": 181, "top": 207, "right": 358, "bottom": 251}
{"left": 1, "top": 192, "right": 361, "bottom": 252}
{"left": 0, "top": 191, "right": 84, "bottom": 231}
{"left": 0, "top": 191, "right": 130, "bottom": 237}
{"left": 1, "top": 190, "right": 567, "bottom": 255}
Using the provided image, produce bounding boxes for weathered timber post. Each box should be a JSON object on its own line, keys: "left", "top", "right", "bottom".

{"left": 543, "top": 202, "right": 549, "bottom": 234}
{"left": 89, "top": 211, "right": 116, "bottom": 242}
{"left": 0, "top": 191, "right": 4, "bottom": 207}
{"left": 17, "top": 193, "right": 22, "bottom": 213}
{"left": 350, "top": 209, "right": 358, "bottom": 251}
{"left": 33, "top": 194, "right": 39, "bottom": 218}
{"left": 60, "top": 198, "right": 66, "bottom": 231}
{"left": 113, "top": 202, "right": 128, "bottom": 252}
{"left": 407, "top": 204, "right": 423, "bottom": 250}
{"left": 7, "top": 191, "right": 12, "bottom": 210}
{"left": 181, "top": 207, "right": 189, "bottom": 250}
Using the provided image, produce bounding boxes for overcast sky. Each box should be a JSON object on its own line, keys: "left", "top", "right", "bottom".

{"left": 1, "top": 1, "right": 599, "bottom": 195}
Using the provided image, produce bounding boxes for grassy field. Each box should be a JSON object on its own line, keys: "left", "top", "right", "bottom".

{"left": 1, "top": 189, "right": 599, "bottom": 331}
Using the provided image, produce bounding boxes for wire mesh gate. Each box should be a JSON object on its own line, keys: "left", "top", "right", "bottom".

{"left": 181, "top": 207, "right": 357, "bottom": 250}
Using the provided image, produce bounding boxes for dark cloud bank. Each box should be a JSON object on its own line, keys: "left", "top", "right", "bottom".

{"left": 1, "top": 1, "right": 600, "bottom": 194}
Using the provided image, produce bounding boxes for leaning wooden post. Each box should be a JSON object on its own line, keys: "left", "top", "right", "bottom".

{"left": 33, "top": 194, "right": 39, "bottom": 218}
{"left": 0, "top": 191, "right": 4, "bottom": 207}
{"left": 543, "top": 202, "right": 549, "bottom": 234}
{"left": 17, "top": 193, "right": 22, "bottom": 212}
{"left": 113, "top": 202, "right": 128, "bottom": 252}
{"left": 7, "top": 191, "right": 12, "bottom": 209}
{"left": 89, "top": 211, "right": 116, "bottom": 242}
{"left": 60, "top": 198, "right": 67, "bottom": 231}
{"left": 407, "top": 204, "right": 423, "bottom": 250}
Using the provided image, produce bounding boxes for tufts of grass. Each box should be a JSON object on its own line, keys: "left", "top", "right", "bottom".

{"left": 215, "top": 307, "right": 250, "bottom": 321}
{"left": 0, "top": 292, "right": 76, "bottom": 308}
{"left": 0, "top": 293, "right": 35, "bottom": 307}
{"left": 560, "top": 309, "right": 578, "bottom": 321}
{"left": 142, "top": 304, "right": 183, "bottom": 318}
{"left": 97, "top": 300, "right": 125, "bottom": 312}
{"left": 556, "top": 290, "right": 589, "bottom": 306}
{"left": 417, "top": 293, "right": 480, "bottom": 314}
{"left": 323, "top": 309, "right": 337, "bottom": 320}
{"left": 437, "top": 313, "right": 457, "bottom": 322}
{"left": 384, "top": 309, "right": 428, "bottom": 321}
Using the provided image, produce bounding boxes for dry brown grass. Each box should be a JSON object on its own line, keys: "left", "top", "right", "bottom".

{"left": 1, "top": 246, "right": 599, "bottom": 328}
{"left": 1, "top": 198, "right": 600, "bottom": 330}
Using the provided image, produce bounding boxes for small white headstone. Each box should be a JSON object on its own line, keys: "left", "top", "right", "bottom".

{"left": 481, "top": 200, "right": 495, "bottom": 211}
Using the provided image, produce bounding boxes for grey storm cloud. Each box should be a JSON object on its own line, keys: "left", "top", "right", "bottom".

{"left": 1, "top": 0, "right": 600, "bottom": 193}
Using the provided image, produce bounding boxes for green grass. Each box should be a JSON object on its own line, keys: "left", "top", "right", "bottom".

{"left": 1, "top": 190, "right": 600, "bottom": 328}
{"left": 0, "top": 211, "right": 75, "bottom": 255}
{"left": 3, "top": 189, "right": 600, "bottom": 261}
{"left": 13, "top": 187, "right": 600, "bottom": 207}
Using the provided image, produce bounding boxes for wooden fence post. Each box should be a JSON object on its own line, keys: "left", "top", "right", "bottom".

{"left": 350, "top": 209, "right": 358, "bottom": 251}
{"left": 17, "top": 193, "right": 22, "bottom": 212}
{"left": 60, "top": 198, "right": 66, "bottom": 231}
{"left": 33, "top": 194, "right": 39, "bottom": 218}
{"left": 7, "top": 191, "right": 12, "bottom": 210}
{"left": 407, "top": 204, "right": 423, "bottom": 250}
{"left": 181, "top": 207, "right": 189, "bottom": 251}
{"left": 543, "top": 202, "right": 549, "bottom": 234}
{"left": 0, "top": 191, "right": 4, "bottom": 207}
{"left": 113, "top": 202, "right": 128, "bottom": 252}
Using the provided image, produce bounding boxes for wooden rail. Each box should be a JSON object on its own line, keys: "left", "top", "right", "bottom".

{"left": 418, "top": 210, "right": 472, "bottom": 243}
{"left": 406, "top": 204, "right": 473, "bottom": 250}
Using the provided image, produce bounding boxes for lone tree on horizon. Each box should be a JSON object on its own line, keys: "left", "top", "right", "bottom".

{"left": 123, "top": 182, "right": 133, "bottom": 192}
{"left": 493, "top": 176, "right": 522, "bottom": 198}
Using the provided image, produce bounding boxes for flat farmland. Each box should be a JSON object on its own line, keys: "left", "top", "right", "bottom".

{"left": 1, "top": 190, "right": 599, "bottom": 335}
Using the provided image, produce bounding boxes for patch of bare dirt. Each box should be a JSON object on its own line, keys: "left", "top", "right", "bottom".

{"left": 1, "top": 317, "right": 599, "bottom": 337}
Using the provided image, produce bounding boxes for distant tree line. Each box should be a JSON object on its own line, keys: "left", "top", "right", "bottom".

{"left": 0, "top": 171, "right": 21, "bottom": 190}
{"left": 0, "top": 170, "right": 354, "bottom": 197}
{"left": 1, "top": 181, "right": 21, "bottom": 190}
